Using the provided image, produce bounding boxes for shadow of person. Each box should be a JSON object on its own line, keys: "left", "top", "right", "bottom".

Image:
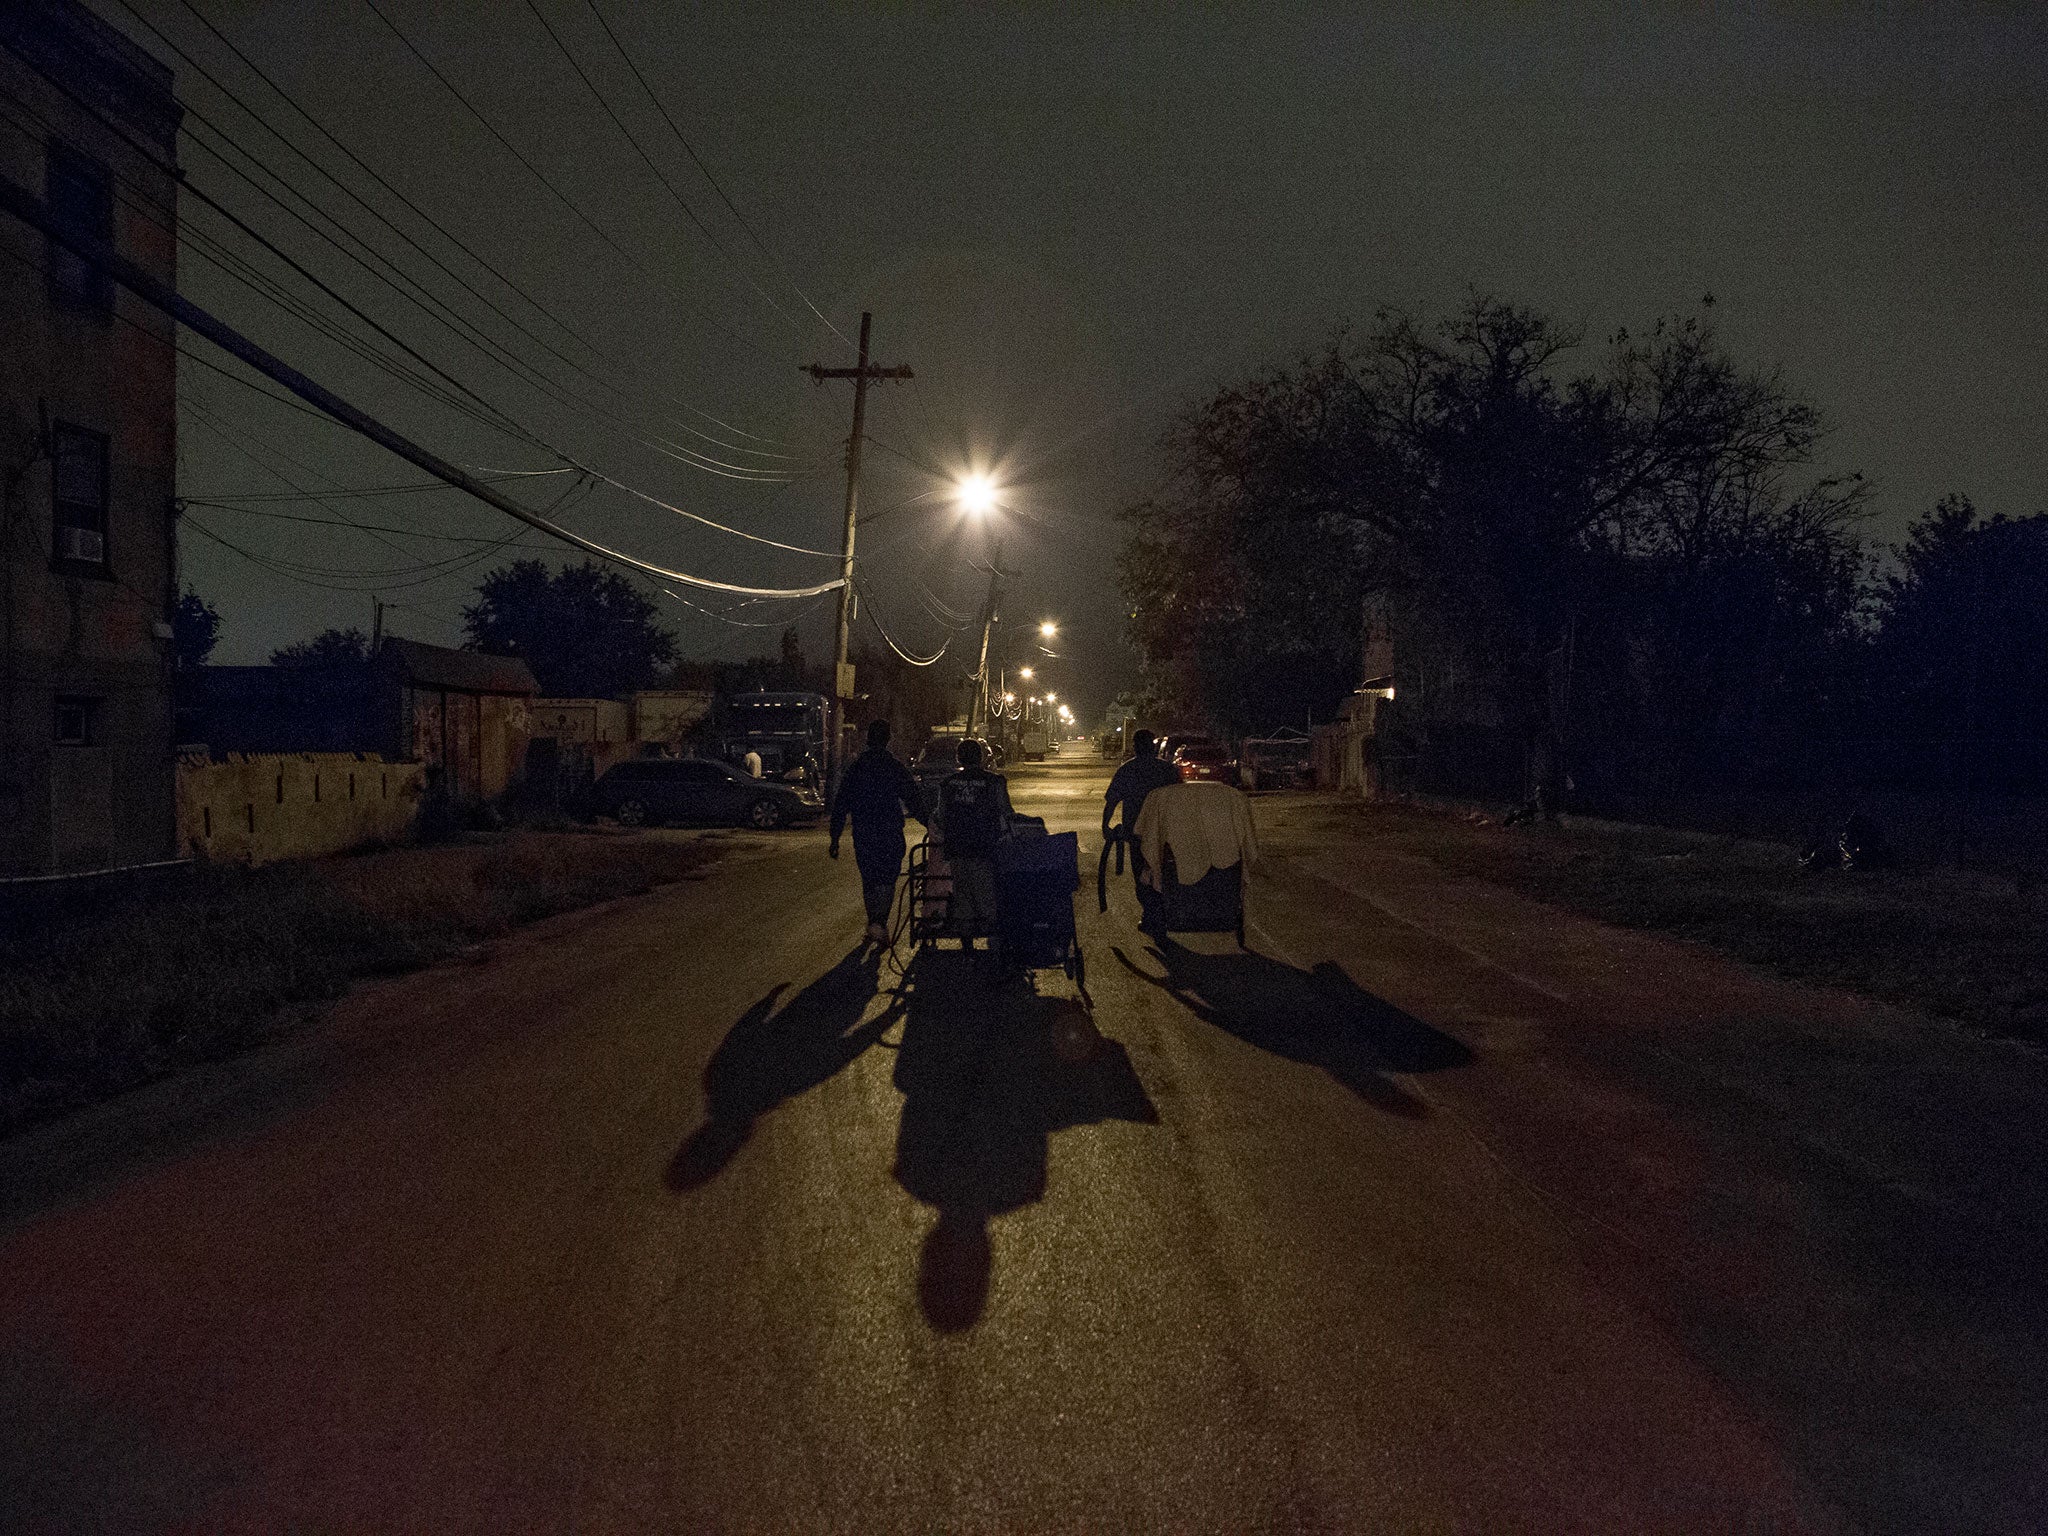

{"left": 1113, "top": 939, "right": 1471, "bottom": 1115}
{"left": 892, "top": 948, "right": 1158, "bottom": 1333}
{"left": 668, "top": 947, "right": 900, "bottom": 1191}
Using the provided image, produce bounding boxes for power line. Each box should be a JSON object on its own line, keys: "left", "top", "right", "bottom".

{"left": 6, "top": 56, "right": 843, "bottom": 572}
{"left": 563, "top": 459, "right": 836, "bottom": 559}
{"left": 14, "top": 55, "right": 541, "bottom": 446}
{"left": 183, "top": 498, "right": 557, "bottom": 549}
{"left": 355, "top": 0, "right": 795, "bottom": 378}
{"left": 512, "top": 0, "right": 809, "bottom": 346}
{"left": 578, "top": 0, "right": 854, "bottom": 353}
{"left": 855, "top": 580, "right": 953, "bottom": 666}
{"left": 0, "top": 169, "right": 848, "bottom": 599}
{"left": 141, "top": 0, "right": 803, "bottom": 459}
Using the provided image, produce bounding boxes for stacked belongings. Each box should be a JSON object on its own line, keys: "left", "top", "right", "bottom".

{"left": 995, "top": 823, "right": 1084, "bottom": 985}
{"left": 1132, "top": 780, "right": 1257, "bottom": 944}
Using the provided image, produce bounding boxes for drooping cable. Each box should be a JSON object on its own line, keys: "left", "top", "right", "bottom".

{"left": 579, "top": 0, "right": 855, "bottom": 353}
{"left": 148, "top": 0, "right": 802, "bottom": 458}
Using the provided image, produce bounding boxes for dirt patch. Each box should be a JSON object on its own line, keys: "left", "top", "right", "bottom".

{"left": 1323, "top": 800, "right": 2048, "bottom": 1045}
{"left": 0, "top": 831, "right": 721, "bottom": 1136}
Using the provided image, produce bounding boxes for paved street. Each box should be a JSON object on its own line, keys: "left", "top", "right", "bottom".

{"left": 3, "top": 756, "right": 2044, "bottom": 1532}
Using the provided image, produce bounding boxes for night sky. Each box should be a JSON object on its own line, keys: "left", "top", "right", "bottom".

{"left": 88, "top": 1, "right": 2048, "bottom": 724}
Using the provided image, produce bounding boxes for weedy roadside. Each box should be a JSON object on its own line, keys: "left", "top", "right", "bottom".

{"left": 0, "top": 831, "right": 721, "bottom": 1136}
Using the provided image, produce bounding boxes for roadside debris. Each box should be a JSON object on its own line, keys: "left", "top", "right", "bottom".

{"left": 1800, "top": 812, "right": 1897, "bottom": 873}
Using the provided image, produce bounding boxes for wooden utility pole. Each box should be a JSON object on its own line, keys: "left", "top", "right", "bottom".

{"left": 964, "top": 540, "right": 1004, "bottom": 740}
{"left": 803, "top": 312, "right": 912, "bottom": 786}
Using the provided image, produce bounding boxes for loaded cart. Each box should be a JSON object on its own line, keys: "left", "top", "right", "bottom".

{"left": 994, "top": 829, "right": 1085, "bottom": 989}
{"left": 903, "top": 827, "right": 1086, "bottom": 990}
{"left": 1130, "top": 781, "right": 1256, "bottom": 946}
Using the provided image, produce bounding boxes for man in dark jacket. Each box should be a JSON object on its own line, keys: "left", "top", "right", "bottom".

{"left": 830, "top": 719, "right": 928, "bottom": 945}
{"left": 933, "top": 738, "right": 1012, "bottom": 953}
{"left": 1102, "top": 728, "right": 1181, "bottom": 933}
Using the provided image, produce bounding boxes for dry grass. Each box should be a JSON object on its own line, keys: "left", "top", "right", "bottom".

{"left": 1343, "top": 801, "right": 2048, "bottom": 1046}
{"left": 0, "top": 831, "right": 721, "bottom": 1135}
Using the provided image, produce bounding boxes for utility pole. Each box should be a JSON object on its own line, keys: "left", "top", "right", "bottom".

{"left": 964, "top": 540, "right": 1004, "bottom": 740}
{"left": 371, "top": 597, "right": 384, "bottom": 653}
{"left": 803, "top": 312, "right": 912, "bottom": 787}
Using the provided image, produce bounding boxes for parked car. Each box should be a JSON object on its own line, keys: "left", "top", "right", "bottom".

{"left": 593, "top": 757, "right": 822, "bottom": 829}
{"left": 1174, "top": 740, "right": 1239, "bottom": 786}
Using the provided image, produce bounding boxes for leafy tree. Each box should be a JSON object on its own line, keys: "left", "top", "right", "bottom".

{"left": 271, "top": 626, "right": 370, "bottom": 668}
{"left": 1868, "top": 495, "right": 2048, "bottom": 787}
{"left": 462, "top": 559, "right": 677, "bottom": 698}
{"left": 171, "top": 588, "right": 222, "bottom": 670}
{"left": 1119, "top": 295, "right": 1869, "bottom": 797}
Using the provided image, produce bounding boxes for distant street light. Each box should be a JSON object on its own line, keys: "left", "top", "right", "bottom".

{"left": 1039, "top": 619, "right": 1058, "bottom": 639}
{"left": 1018, "top": 666, "right": 1034, "bottom": 680}
{"left": 1045, "top": 691, "right": 1057, "bottom": 703}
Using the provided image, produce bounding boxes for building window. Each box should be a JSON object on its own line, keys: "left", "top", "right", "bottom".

{"left": 54, "top": 696, "right": 97, "bottom": 745}
{"left": 50, "top": 423, "right": 109, "bottom": 572}
{"left": 46, "top": 144, "right": 113, "bottom": 314}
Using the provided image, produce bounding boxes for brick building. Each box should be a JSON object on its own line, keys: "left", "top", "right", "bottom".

{"left": 0, "top": 0, "right": 180, "bottom": 874}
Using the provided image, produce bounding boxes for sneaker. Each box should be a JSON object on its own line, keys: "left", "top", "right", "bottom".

{"left": 865, "top": 922, "right": 888, "bottom": 946}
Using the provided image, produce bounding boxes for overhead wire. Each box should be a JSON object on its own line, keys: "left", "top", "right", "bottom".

{"left": 13, "top": 60, "right": 543, "bottom": 448}
{"left": 355, "top": 0, "right": 800, "bottom": 381}
{"left": 6, "top": 76, "right": 867, "bottom": 606}
{"left": 12, "top": 50, "right": 845, "bottom": 569}
{"left": 185, "top": 399, "right": 553, "bottom": 571}
{"left": 513, "top": 0, "right": 810, "bottom": 346}
{"left": 564, "top": 459, "right": 837, "bottom": 558}
{"left": 181, "top": 499, "right": 557, "bottom": 550}
{"left": 855, "top": 580, "right": 953, "bottom": 666}
{"left": 578, "top": 0, "right": 855, "bottom": 354}
{"left": 140, "top": 0, "right": 803, "bottom": 460}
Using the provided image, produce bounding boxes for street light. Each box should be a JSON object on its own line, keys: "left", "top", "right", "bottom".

{"left": 956, "top": 473, "right": 996, "bottom": 516}
{"left": 1039, "top": 619, "right": 1058, "bottom": 639}
{"left": 1045, "top": 691, "right": 1056, "bottom": 704}
{"left": 1018, "top": 666, "right": 1034, "bottom": 680}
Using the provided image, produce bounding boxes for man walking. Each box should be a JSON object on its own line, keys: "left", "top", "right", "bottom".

{"left": 933, "top": 738, "right": 1012, "bottom": 956}
{"left": 1103, "top": 728, "right": 1181, "bottom": 933}
{"left": 830, "top": 719, "right": 927, "bottom": 946}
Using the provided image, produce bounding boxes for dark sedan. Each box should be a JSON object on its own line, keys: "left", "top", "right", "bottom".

{"left": 1174, "top": 741, "right": 1239, "bottom": 786}
{"left": 593, "top": 758, "right": 822, "bottom": 830}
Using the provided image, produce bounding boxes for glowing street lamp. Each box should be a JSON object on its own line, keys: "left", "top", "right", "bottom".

{"left": 1018, "top": 666, "right": 1034, "bottom": 681}
{"left": 1039, "top": 619, "right": 1058, "bottom": 639}
{"left": 1044, "top": 691, "right": 1056, "bottom": 704}
{"left": 956, "top": 473, "right": 996, "bottom": 516}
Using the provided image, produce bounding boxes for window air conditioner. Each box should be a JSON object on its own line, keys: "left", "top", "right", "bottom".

{"left": 56, "top": 526, "right": 103, "bottom": 563}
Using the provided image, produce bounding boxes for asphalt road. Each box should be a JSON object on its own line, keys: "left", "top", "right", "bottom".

{"left": 3, "top": 756, "right": 2041, "bottom": 1532}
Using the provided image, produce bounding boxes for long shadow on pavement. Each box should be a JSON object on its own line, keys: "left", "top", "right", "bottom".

{"left": 667, "top": 947, "right": 901, "bottom": 1190}
{"left": 891, "top": 949, "right": 1159, "bottom": 1333}
{"left": 1114, "top": 938, "right": 1471, "bottom": 1114}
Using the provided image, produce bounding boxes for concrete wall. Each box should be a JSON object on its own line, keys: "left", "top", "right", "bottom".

{"left": 177, "top": 753, "right": 423, "bottom": 866}
{"left": 0, "top": 3, "right": 181, "bottom": 875}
